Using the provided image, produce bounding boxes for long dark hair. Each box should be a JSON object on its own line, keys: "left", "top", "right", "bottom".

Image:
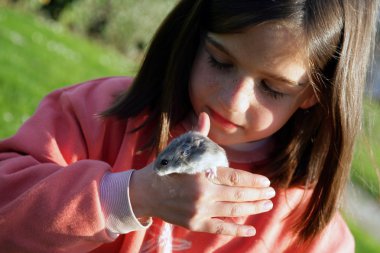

{"left": 103, "top": 0, "right": 379, "bottom": 242}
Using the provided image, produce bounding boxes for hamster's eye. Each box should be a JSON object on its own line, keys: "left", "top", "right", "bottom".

{"left": 160, "top": 159, "right": 169, "bottom": 166}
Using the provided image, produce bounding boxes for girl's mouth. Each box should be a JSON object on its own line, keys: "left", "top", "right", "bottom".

{"left": 209, "top": 108, "right": 240, "bottom": 130}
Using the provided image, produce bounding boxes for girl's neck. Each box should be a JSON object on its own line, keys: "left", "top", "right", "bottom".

{"left": 221, "top": 138, "right": 273, "bottom": 164}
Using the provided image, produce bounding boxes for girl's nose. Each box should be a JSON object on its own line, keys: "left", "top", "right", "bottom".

{"left": 219, "top": 77, "right": 253, "bottom": 113}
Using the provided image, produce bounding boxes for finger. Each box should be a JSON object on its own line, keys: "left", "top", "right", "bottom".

{"left": 196, "top": 112, "right": 210, "bottom": 137}
{"left": 211, "top": 167, "right": 271, "bottom": 188}
{"left": 211, "top": 200, "right": 274, "bottom": 217}
{"left": 204, "top": 218, "right": 256, "bottom": 237}
{"left": 213, "top": 185, "right": 276, "bottom": 202}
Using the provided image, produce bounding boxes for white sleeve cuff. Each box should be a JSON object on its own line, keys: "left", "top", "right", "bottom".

{"left": 100, "top": 170, "right": 152, "bottom": 235}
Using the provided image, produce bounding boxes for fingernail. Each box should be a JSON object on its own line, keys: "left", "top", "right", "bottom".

{"left": 265, "top": 188, "right": 276, "bottom": 198}
{"left": 263, "top": 201, "right": 273, "bottom": 211}
{"left": 261, "top": 178, "right": 270, "bottom": 187}
{"left": 246, "top": 228, "right": 256, "bottom": 236}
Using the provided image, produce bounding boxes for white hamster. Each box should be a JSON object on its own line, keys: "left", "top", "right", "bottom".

{"left": 153, "top": 131, "right": 229, "bottom": 177}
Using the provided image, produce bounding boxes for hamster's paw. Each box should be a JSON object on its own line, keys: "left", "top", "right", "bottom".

{"left": 205, "top": 167, "right": 217, "bottom": 179}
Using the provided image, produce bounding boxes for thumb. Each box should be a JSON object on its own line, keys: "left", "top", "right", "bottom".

{"left": 196, "top": 112, "right": 210, "bottom": 137}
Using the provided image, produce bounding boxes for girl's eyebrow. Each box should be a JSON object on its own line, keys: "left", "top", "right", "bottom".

{"left": 205, "top": 34, "right": 305, "bottom": 87}
{"left": 205, "top": 35, "right": 233, "bottom": 57}
{"left": 260, "top": 71, "right": 305, "bottom": 87}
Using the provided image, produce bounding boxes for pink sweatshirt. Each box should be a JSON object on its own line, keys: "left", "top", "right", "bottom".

{"left": 0, "top": 77, "right": 354, "bottom": 252}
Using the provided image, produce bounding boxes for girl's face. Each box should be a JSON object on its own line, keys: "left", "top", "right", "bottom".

{"left": 189, "top": 23, "right": 316, "bottom": 146}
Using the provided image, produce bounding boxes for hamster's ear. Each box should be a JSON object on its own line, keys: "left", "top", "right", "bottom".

{"left": 196, "top": 112, "right": 210, "bottom": 137}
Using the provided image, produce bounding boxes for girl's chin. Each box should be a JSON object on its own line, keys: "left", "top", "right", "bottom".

{"left": 207, "top": 129, "right": 241, "bottom": 146}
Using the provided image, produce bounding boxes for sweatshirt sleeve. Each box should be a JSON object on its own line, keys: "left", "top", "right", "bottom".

{"left": 0, "top": 77, "right": 134, "bottom": 252}
{"left": 100, "top": 170, "right": 152, "bottom": 235}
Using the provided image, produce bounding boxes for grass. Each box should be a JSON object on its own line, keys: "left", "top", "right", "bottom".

{"left": 352, "top": 100, "right": 380, "bottom": 199}
{"left": 344, "top": 214, "right": 380, "bottom": 253}
{"left": 0, "top": 5, "right": 379, "bottom": 253}
{"left": 0, "top": 5, "right": 136, "bottom": 138}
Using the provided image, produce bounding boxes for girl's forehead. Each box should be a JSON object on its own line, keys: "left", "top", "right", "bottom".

{"left": 210, "top": 22, "right": 305, "bottom": 59}
{"left": 208, "top": 22, "right": 309, "bottom": 84}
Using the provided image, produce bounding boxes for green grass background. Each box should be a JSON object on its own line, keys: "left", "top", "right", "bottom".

{"left": 1, "top": 5, "right": 379, "bottom": 253}
{"left": 0, "top": 6, "right": 136, "bottom": 138}
{"left": 352, "top": 100, "right": 380, "bottom": 199}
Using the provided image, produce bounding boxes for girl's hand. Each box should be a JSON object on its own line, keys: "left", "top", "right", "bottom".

{"left": 129, "top": 112, "right": 275, "bottom": 237}
{"left": 129, "top": 164, "right": 275, "bottom": 237}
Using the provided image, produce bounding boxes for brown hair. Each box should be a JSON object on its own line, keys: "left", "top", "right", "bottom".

{"left": 103, "top": 0, "right": 379, "bottom": 242}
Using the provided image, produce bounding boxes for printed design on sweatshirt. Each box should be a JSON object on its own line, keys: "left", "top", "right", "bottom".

{"left": 140, "top": 222, "right": 192, "bottom": 253}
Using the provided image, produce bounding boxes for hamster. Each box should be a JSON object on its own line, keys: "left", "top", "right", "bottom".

{"left": 153, "top": 131, "right": 229, "bottom": 177}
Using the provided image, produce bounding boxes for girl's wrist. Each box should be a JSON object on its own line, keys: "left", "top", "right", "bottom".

{"left": 129, "top": 164, "right": 155, "bottom": 219}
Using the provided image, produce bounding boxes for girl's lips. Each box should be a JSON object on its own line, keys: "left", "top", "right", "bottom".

{"left": 209, "top": 108, "right": 240, "bottom": 130}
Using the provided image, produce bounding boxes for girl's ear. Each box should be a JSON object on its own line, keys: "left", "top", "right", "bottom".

{"left": 299, "top": 89, "right": 318, "bottom": 109}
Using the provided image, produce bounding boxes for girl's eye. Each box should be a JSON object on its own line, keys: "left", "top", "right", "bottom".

{"left": 260, "top": 80, "right": 285, "bottom": 100}
{"left": 207, "top": 54, "right": 233, "bottom": 71}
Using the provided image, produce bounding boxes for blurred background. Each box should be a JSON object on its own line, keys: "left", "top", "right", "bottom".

{"left": 0, "top": 0, "right": 379, "bottom": 252}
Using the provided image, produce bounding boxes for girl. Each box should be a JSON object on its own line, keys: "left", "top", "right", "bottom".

{"left": 0, "top": 0, "right": 378, "bottom": 252}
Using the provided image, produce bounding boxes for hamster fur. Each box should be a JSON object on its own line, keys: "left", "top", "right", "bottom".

{"left": 154, "top": 131, "right": 229, "bottom": 176}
